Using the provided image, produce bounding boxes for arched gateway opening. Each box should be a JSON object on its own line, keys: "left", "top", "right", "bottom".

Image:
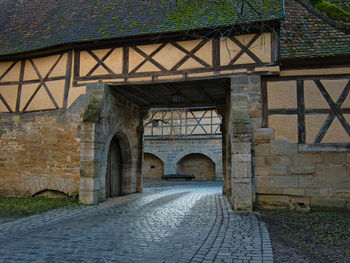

{"left": 177, "top": 153, "right": 216, "bottom": 181}
{"left": 143, "top": 153, "right": 164, "bottom": 179}
{"left": 106, "top": 136, "right": 123, "bottom": 198}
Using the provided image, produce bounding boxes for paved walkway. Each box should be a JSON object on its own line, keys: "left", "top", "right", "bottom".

{"left": 0, "top": 182, "right": 273, "bottom": 263}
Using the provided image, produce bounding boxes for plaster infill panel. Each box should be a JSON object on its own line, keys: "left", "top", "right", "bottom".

{"left": 304, "top": 80, "right": 349, "bottom": 109}
{"left": 23, "top": 54, "right": 65, "bottom": 81}
{"left": 306, "top": 114, "right": 350, "bottom": 143}
{"left": 0, "top": 61, "right": 21, "bottom": 82}
{"left": 80, "top": 49, "right": 123, "bottom": 76}
{"left": 268, "top": 115, "right": 298, "bottom": 142}
{"left": 220, "top": 33, "right": 272, "bottom": 66}
{"left": 20, "top": 80, "right": 65, "bottom": 111}
{"left": 267, "top": 80, "right": 297, "bottom": 109}
{"left": 67, "top": 86, "right": 87, "bottom": 108}
{"left": 0, "top": 85, "right": 18, "bottom": 112}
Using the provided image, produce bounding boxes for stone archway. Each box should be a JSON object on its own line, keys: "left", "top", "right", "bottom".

{"left": 143, "top": 153, "right": 164, "bottom": 179}
{"left": 104, "top": 131, "right": 133, "bottom": 197}
{"left": 176, "top": 153, "right": 216, "bottom": 181}
{"left": 106, "top": 136, "right": 123, "bottom": 197}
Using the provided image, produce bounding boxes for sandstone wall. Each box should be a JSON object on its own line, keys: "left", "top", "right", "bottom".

{"left": 143, "top": 153, "right": 164, "bottom": 179}
{"left": 79, "top": 84, "right": 142, "bottom": 203}
{"left": 254, "top": 128, "right": 350, "bottom": 210}
{"left": 177, "top": 153, "right": 216, "bottom": 181}
{"left": 0, "top": 109, "right": 81, "bottom": 197}
{"left": 144, "top": 136, "right": 223, "bottom": 180}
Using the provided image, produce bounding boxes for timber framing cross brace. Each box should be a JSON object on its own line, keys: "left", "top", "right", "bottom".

{"left": 73, "top": 33, "right": 273, "bottom": 84}
{"left": 145, "top": 108, "right": 222, "bottom": 137}
{"left": 0, "top": 51, "right": 73, "bottom": 112}
{"left": 264, "top": 78, "right": 350, "bottom": 144}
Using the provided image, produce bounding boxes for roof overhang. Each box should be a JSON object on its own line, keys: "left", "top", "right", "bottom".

{"left": 0, "top": 20, "right": 281, "bottom": 62}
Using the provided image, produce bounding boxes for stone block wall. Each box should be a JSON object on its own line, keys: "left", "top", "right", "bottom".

{"left": 0, "top": 110, "right": 81, "bottom": 197}
{"left": 143, "top": 153, "right": 164, "bottom": 179}
{"left": 144, "top": 136, "right": 223, "bottom": 180}
{"left": 79, "top": 84, "right": 142, "bottom": 204}
{"left": 254, "top": 128, "right": 350, "bottom": 210}
{"left": 177, "top": 153, "right": 216, "bottom": 181}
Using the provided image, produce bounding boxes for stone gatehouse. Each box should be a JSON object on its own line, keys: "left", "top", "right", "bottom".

{"left": 0, "top": 0, "right": 349, "bottom": 210}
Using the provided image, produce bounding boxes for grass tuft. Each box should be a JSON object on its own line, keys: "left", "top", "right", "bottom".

{"left": 0, "top": 197, "right": 83, "bottom": 219}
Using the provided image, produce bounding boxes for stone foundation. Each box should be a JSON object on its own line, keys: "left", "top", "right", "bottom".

{"left": 254, "top": 128, "right": 350, "bottom": 210}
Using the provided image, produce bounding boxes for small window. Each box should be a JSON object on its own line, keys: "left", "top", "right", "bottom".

{"left": 151, "top": 165, "right": 155, "bottom": 169}
{"left": 152, "top": 120, "right": 159, "bottom": 127}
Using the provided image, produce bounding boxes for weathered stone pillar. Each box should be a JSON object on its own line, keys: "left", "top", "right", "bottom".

{"left": 79, "top": 94, "right": 103, "bottom": 204}
{"left": 230, "top": 75, "right": 254, "bottom": 211}
{"left": 136, "top": 109, "right": 150, "bottom": 193}
{"left": 217, "top": 99, "right": 232, "bottom": 197}
{"left": 79, "top": 122, "right": 102, "bottom": 204}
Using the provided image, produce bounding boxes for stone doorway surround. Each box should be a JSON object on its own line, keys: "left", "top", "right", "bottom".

{"left": 79, "top": 83, "right": 143, "bottom": 204}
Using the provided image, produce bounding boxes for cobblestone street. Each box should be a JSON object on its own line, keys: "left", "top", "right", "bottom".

{"left": 0, "top": 181, "right": 273, "bottom": 263}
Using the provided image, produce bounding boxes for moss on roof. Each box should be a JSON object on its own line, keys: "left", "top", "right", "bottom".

{"left": 280, "top": 0, "right": 350, "bottom": 59}
{"left": 0, "top": 0, "right": 283, "bottom": 56}
{"left": 1, "top": 0, "right": 349, "bottom": 60}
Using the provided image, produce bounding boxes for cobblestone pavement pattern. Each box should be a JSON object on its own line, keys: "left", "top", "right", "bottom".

{"left": 0, "top": 182, "right": 273, "bottom": 263}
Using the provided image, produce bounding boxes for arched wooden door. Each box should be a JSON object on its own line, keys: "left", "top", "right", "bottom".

{"left": 106, "top": 136, "right": 123, "bottom": 198}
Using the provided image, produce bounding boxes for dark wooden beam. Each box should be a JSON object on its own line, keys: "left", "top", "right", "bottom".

{"left": 261, "top": 80, "right": 268, "bottom": 127}
{"left": 314, "top": 80, "right": 350, "bottom": 143}
{"left": 229, "top": 34, "right": 262, "bottom": 66}
{"left": 162, "top": 83, "right": 193, "bottom": 104}
{"left": 0, "top": 93, "right": 13, "bottom": 112}
{"left": 22, "top": 56, "right": 63, "bottom": 111}
{"left": 130, "top": 45, "right": 167, "bottom": 73}
{"left": 314, "top": 80, "right": 350, "bottom": 137}
{"left": 86, "top": 48, "right": 115, "bottom": 77}
{"left": 269, "top": 109, "right": 350, "bottom": 115}
{"left": 170, "top": 39, "right": 210, "bottom": 71}
{"left": 123, "top": 46, "right": 129, "bottom": 75}
{"left": 73, "top": 50, "right": 80, "bottom": 78}
{"left": 0, "top": 61, "right": 17, "bottom": 81}
{"left": 29, "top": 59, "right": 59, "bottom": 109}
{"left": 212, "top": 38, "right": 220, "bottom": 68}
{"left": 196, "top": 85, "right": 215, "bottom": 103}
{"left": 112, "top": 86, "right": 151, "bottom": 106}
{"left": 131, "top": 85, "right": 171, "bottom": 105}
{"left": 16, "top": 60, "right": 25, "bottom": 112}
{"left": 297, "top": 80, "right": 306, "bottom": 143}
{"left": 87, "top": 50, "right": 116, "bottom": 75}
{"left": 64, "top": 51, "right": 73, "bottom": 109}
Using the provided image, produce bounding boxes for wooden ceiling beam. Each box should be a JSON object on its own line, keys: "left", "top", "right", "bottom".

{"left": 162, "top": 83, "right": 193, "bottom": 104}
{"left": 131, "top": 85, "right": 171, "bottom": 105}
{"left": 112, "top": 87, "right": 151, "bottom": 106}
{"left": 196, "top": 85, "right": 215, "bottom": 103}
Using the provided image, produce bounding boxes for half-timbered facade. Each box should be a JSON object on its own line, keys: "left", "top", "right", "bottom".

{"left": 143, "top": 107, "right": 223, "bottom": 181}
{"left": 0, "top": 0, "right": 349, "bottom": 210}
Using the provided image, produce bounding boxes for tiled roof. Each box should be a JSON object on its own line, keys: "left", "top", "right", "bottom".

{"left": 0, "top": 0, "right": 283, "bottom": 56}
{"left": 1, "top": 0, "right": 349, "bottom": 60}
{"left": 280, "top": 0, "right": 350, "bottom": 59}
